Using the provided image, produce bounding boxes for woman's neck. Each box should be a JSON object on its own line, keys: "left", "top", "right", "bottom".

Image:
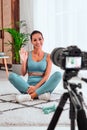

{"left": 33, "top": 48, "right": 43, "bottom": 55}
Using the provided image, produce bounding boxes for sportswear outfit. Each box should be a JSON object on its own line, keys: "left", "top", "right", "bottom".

{"left": 8, "top": 52, "right": 61, "bottom": 97}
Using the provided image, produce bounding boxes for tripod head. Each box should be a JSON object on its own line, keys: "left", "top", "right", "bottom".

{"left": 63, "top": 70, "right": 83, "bottom": 110}
{"left": 63, "top": 70, "right": 79, "bottom": 88}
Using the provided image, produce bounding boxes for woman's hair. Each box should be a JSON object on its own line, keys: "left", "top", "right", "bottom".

{"left": 30, "top": 30, "right": 43, "bottom": 40}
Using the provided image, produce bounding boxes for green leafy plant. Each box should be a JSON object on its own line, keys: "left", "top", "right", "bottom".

{"left": 3, "top": 20, "right": 30, "bottom": 64}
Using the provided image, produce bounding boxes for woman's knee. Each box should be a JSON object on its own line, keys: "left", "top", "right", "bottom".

{"left": 8, "top": 72, "right": 18, "bottom": 81}
{"left": 53, "top": 71, "right": 62, "bottom": 81}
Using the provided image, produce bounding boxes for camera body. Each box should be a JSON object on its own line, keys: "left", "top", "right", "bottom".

{"left": 51, "top": 45, "right": 87, "bottom": 70}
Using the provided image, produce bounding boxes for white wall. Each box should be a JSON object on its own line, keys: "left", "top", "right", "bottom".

{"left": 20, "top": 0, "right": 34, "bottom": 51}
{"left": 20, "top": 0, "right": 34, "bottom": 32}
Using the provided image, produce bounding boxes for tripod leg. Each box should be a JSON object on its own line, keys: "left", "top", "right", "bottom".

{"left": 69, "top": 100, "right": 76, "bottom": 130}
{"left": 47, "top": 93, "right": 69, "bottom": 130}
{"left": 77, "top": 109, "right": 87, "bottom": 130}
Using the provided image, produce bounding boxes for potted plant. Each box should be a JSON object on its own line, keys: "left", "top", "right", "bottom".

{"left": 3, "top": 20, "right": 30, "bottom": 74}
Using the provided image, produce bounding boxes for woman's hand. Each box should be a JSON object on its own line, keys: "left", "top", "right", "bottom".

{"left": 19, "top": 48, "right": 28, "bottom": 62}
{"left": 27, "top": 86, "right": 36, "bottom": 94}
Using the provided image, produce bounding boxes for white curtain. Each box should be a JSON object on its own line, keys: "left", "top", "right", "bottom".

{"left": 33, "top": 0, "right": 56, "bottom": 53}
{"left": 55, "top": 0, "right": 87, "bottom": 50}
{"left": 20, "top": 0, "right": 87, "bottom": 52}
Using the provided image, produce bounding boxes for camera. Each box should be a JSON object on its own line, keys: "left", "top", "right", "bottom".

{"left": 51, "top": 45, "right": 87, "bottom": 70}
{"left": 48, "top": 46, "right": 87, "bottom": 130}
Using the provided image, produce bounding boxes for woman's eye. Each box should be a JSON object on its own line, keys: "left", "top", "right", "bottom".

{"left": 39, "top": 38, "right": 42, "bottom": 40}
{"left": 33, "top": 38, "right": 42, "bottom": 41}
{"left": 34, "top": 39, "right": 37, "bottom": 41}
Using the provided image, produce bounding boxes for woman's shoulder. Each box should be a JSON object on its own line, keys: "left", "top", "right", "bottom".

{"left": 27, "top": 51, "right": 32, "bottom": 59}
{"left": 44, "top": 52, "right": 50, "bottom": 57}
{"left": 44, "top": 52, "right": 51, "bottom": 61}
{"left": 28, "top": 50, "right": 32, "bottom": 55}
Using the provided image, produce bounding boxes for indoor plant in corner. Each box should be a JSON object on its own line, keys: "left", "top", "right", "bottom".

{"left": 4, "top": 20, "right": 30, "bottom": 74}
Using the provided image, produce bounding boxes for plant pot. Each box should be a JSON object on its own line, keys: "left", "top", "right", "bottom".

{"left": 12, "top": 64, "right": 21, "bottom": 75}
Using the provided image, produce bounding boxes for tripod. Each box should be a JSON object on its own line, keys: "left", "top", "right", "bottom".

{"left": 47, "top": 70, "right": 87, "bottom": 130}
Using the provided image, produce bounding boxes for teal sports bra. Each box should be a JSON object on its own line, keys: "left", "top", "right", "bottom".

{"left": 27, "top": 51, "right": 47, "bottom": 73}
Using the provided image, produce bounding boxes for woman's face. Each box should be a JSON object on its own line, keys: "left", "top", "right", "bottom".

{"left": 31, "top": 33, "right": 44, "bottom": 49}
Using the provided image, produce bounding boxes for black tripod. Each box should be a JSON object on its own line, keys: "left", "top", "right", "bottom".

{"left": 47, "top": 70, "right": 87, "bottom": 130}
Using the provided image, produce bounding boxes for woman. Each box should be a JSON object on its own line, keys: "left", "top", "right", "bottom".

{"left": 8, "top": 30, "right": 61, "bottom": 102}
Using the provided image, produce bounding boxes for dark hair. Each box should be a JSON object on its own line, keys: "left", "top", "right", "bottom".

{"left": 30, "top": 30, "right": 43, "bottom": 40}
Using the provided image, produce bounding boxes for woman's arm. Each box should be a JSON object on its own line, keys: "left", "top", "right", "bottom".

{"left": 19, "top": 48, "right": 28, "bottom": 76}
{"left": 21, "top": 60, "right": 27, "bottom": 76}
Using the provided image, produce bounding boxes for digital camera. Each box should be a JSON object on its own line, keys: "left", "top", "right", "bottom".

{"left": 51, "top": 45, "right": 87, "bottom": 70}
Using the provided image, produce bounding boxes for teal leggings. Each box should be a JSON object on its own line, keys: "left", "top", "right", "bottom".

{"left": 8, "top": 71, "right": 61, "bottom": 96}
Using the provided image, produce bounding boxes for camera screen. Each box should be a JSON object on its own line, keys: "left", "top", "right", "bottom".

{"left": 65, "top": 57, "right": 82, "bottom": 69}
